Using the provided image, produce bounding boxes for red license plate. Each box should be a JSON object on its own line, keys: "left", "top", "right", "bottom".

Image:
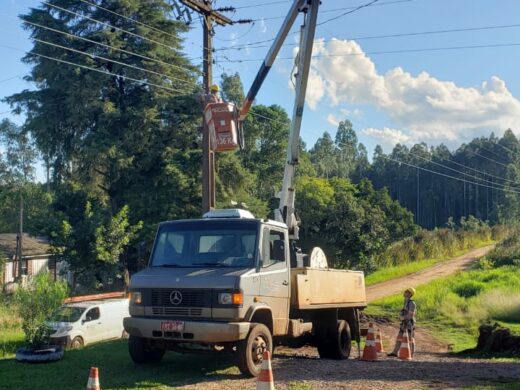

{"left": 161, "top": 321, "right": 184, "bottom": 332}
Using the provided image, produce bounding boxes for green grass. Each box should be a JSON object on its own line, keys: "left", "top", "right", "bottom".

{"left": 0, "top": 296, "right": 24, "bottom": 358}
{"left": 0, "top": 339, "right": 246, "bottom": 390}
{"left": 365, "top": 241, "right": 494, "bottom": 286}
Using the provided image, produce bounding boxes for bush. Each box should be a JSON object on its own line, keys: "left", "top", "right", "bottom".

{"left": 453, "top": 281, "right": 486, "bottom": 298}
{"left": 481, "top": 290, "right": 520, "bottom": 323}
{"left": 14, "top": 273, "right": 68, "bottom": 348}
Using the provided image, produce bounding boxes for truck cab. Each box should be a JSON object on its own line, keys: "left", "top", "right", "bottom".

{"left": 124, "top": 209, "right": 366, "bottom": 376}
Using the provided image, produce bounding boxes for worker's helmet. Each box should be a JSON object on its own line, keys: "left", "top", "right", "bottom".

{"left": 210, "top": 84, "right": 220, "bottom": 92}
{"left": 404, "top": 287, "right": 416, "bottom": 297}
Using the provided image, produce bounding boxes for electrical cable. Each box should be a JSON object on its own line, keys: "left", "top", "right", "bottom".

{"left": 0, "top": 73, "right": 28, "bottom": 84}
{"left": 77, "top": 0, "right": 181, "bottom": 41}
{"left": 216, "top": 42, "right": 520, "bottom": 62}
{"left": 467, "top": 149, "right": 509, "bottom": 167}
{"left": 20, "top": 18, "right": 202, "bottom": 76}
{"left": 217, "top": 22, "right": 520, "bottom": 52}
{"left": 406, "top": 149, "right": 520, "bottom": 190}
{"left": 32, "top": 37, "right": 195, "bottom": 86}
{"left": 42, "top": 1, "right": 178, "bottom": 51}
{"left": 382, "top": 155, "right": 520, "bottom": 194}
{"left": 0, "top": 44, "right": 195, "bottom": 95}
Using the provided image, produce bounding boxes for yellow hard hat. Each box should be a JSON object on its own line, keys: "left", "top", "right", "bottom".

{"left": 405, "top": 287, "right": 416, "bottom": 297}
{"left": 210, "top": 84, "right": 219, "bottom": 92}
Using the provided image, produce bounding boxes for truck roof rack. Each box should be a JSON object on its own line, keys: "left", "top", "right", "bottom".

{"left": 202, "top": 208, "right": 255, "bottom": 219}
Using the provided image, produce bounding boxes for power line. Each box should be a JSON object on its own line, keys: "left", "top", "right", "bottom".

{"left": 32, "top": 37, "right": 195, "bottom": 86}
{"left": 20, "top": 18, "right": 201, "bottom": 76}
{"left": 217, "top": 22, "right": 520, "bottom": 51}
{"left": 383, "top": 155, "right": 520, "bottom": 195}
{"left": 0, "top": 73, "right": 27, "bottom": 84}
{"left": 231, "top": 1, "right": 291, "bottom": 10}
{"left": 318, "top": 0, "right": 381, "bottom": 26}
{"left": 77, "top": 0, "right": 180, "bottom": 41}
{"left": 467, "top": 148, "right": 509, "bottom": 167}
{"left": 0, "top": 44, "right": 194, "bottom": 95}
{"left": 216, "top": 42, "right": 520, "bottom": 62}
{"left": 406, "top": 149, "right": 520, "bottom": 190}
{"left": 42, "top": 1, "right": 177, "bottom": 52}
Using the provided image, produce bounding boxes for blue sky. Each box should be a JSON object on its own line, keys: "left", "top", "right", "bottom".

{"left": 1, "top": 0, "right": 520, "bottom": 171}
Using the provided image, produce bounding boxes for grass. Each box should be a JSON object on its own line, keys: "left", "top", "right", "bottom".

{"left": 0, "top": 339, "right": 246, "bottom": 390}
{"left": 0, "top": 296, "right": 24, "bottom": 358}
{"left": 365, "top": 241, "right": 493, "bottom": 286}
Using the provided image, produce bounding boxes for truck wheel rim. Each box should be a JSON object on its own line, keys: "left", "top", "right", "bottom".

{"left": 252, "top": 335, "right": 267, "bottom": 364}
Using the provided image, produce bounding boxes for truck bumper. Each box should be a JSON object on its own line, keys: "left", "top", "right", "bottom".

{"left": 123, "top": 317, "right": 250, "bottom": 343}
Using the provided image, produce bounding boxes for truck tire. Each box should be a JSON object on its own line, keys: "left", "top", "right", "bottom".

{"left": 317, "top": 320, "right": 351, "bottom": 360}
{"left": 129, "top": 335, "right": 165, "bottom": 364}
{"left": 236, "top": 323, "right": 273, "bottom": 377}
{"left": 70, "top": 336, "right": 84, "bottom": 349}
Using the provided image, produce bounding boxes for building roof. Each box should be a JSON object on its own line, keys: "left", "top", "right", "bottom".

{"left": 0, "top": 233, "right": 51, "bottom": 258}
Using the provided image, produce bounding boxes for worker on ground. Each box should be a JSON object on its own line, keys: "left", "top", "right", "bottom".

{"left": 387, "top": 287, "right": 416, "bottom": 357}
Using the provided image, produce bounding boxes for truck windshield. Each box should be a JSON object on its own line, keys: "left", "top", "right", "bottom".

{"left": 52, "top": 306, "right": 86, "bottom": 323}
{"left": 151, "top": 220, "right": 259, "bottom": 268}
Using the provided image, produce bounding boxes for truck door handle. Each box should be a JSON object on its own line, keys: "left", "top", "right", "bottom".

{"left": 282, "top": 280, "right": 289, "bottom": 286}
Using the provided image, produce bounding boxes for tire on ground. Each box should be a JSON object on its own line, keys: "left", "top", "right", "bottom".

{"left": 128, "top": 335, "right": 165, "bottom": 364}
{"left": 236, "top": 323, "right": 273, "bottom": 377}
{"left": 70, "top": 336, "right": 84, "bottom": 349}
{"left": 316, "top": 320, "right": 351, "bottom": 360}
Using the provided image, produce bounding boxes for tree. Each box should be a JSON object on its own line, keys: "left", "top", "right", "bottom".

{"left": 0, "top": 119, "right": 36, "bottom": 184}
{"left": 334, "top": 120, "right": 357, "bottom": 178}
{"left": 310, "top": 132, "right": 337, "bottom": 178}
{"left": 220, "top": 72, "right": 245, "bottom": 105}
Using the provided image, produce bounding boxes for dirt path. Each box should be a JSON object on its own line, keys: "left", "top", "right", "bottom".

{"left": 366, "top": 244, "right": 495, "bottom": 302}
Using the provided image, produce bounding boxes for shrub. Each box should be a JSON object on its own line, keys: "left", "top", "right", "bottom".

{"left": 14, "top": 273, "right": 68, "bottom": 348}
{"left": 453, "top": 281, "right": 486, "bottom": 298}
{"left": 481, "top": 290, "right": 520, "bottom": 323}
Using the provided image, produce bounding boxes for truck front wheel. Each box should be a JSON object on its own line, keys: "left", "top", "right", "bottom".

{"left": 129, "top": 335, "right": 165, "bottom": 364}
{"left": 317, "top": 320, "right": 351, "bottom": 359}
{"left": 236, "top": 323, "right": 273, "bottom": 377}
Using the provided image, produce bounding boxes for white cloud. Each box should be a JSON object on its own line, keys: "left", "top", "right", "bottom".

{"left": 304, "top": 39, "right": 520, "bottom": 146}
{"left": 327, "top": 114, "right": 340, "bottom": 127}
{"left": 362, "top": 127, "right": 411, "bottom": 149}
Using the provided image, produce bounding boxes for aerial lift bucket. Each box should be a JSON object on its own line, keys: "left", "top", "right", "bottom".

{"left": 204, "top": 102, "right": 244, "bottom": 152}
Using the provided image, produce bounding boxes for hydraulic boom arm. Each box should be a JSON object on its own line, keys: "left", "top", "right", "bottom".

{"left": 239, "top": 0, "right": 321, "bottom": 239}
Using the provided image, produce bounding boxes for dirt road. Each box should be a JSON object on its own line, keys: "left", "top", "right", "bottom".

{"left": 366, "top": 244, "right": 495, "bottom": 302}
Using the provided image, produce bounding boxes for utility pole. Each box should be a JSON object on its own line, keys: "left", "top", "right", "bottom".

{"left": 179, "top": 1, "right": 232, "bottom": 213}
{"left": 17, "top": 194, "right": 24, "bottom": 278}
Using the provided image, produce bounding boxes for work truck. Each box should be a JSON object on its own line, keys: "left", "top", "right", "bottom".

{"left": 124, "top": 0, "right": 367, "bottom": 376}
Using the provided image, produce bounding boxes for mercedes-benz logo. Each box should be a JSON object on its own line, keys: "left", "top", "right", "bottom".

{"left": 169, "top": 290, "right": 183, "bottom": 306}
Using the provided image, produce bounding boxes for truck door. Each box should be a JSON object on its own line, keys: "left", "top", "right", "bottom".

{"left": 259, "top": 226, "right": 290, "bottom": 336}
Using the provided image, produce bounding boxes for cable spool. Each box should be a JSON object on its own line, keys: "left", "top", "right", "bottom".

{"left": 309, "top": 247, "right": 328, "bottom": 269}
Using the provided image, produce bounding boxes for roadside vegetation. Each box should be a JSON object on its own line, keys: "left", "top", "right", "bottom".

{"left": 0, "top": 295, "right": 23, "bottom": 358}
{"left": 365, "top": 220, "right": 508, "bottom": 285}
{"left": 367, "top": 229, "right": 520, "bottom": 352}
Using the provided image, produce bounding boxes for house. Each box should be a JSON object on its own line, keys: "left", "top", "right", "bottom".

{"left": 0, "top": 233, "right": 64, "bottom": 292}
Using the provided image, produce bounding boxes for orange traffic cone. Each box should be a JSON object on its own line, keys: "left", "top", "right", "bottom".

{"left": 86, "top": 367, "right": 101, "bottom": 390}
{"left": 361, "top": 323, "right": 378, "bottom": 361}
{"left": 257, "top": 350, "right": 275, "bottom": 390}
{"left": 398, "top": 332, "right": 412, "bottom": 361}
{"left": 375, "top": 328, "right": 385, "bottom": 353}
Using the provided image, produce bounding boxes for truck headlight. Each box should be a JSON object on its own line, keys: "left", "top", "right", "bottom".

{"left": 218, "top": 292, "right": 243, "bottom": 305}
{"left": 59, "top": 325, "right": 73, "bottom": 333}
{"left": 130, "top": 291, "right": 142, "bottom": 305}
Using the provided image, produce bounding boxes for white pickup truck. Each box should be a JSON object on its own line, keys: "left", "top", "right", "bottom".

{"left": 124, "top": 209, "right": 366, "bottom": 376}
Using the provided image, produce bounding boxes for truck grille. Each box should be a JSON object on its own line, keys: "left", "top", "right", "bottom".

{"left": 151, "top": 289, "right": 210, "bottom": 307}
{"left": 152, "top": 307, "right": 203, "bottom": 316}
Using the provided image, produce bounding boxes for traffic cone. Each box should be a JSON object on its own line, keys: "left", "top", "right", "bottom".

{"left": 375, "top": 328, "right": 385, "bottom": 353}
{"left": 256, "top": 350, "right": 275, "bottom": 390}
{"left": 361, "top": 323, "right": 378, "bottom": 361}
{"left": 86, "top": 367, "right": 100, "bottom": 390}
{"left": 398, "top": 332, "right": 412, "bottom": 361}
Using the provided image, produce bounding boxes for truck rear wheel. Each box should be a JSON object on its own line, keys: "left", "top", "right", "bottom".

{"left": 129, "top": 335, "right": 165, "bottom": 364}
{"left": 236, "top": 323, "right": 273, "bottom": 377}
{"left": 316, "top": 320, "right": 351, "bottom": 360}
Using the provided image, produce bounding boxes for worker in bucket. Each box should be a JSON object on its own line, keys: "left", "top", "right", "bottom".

{"left": 387, "top": 287, "right": 416, "bottom": 357}
{"left": 195, "top": 84, "right": 222, "bottom": 108}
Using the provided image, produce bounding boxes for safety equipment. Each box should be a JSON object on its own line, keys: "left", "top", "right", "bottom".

{"left": 375, "top": 328, "right": 385, "bottom": 353}
{"left": 361, "top": 322, "right": 378, "bottom": 361}
{"left": 86, "top": 367, "right": 101, "bottom": 390}
{"left": 210, "top": 84, "right": 219, "bottom": 92}
{"left": 204, "top": 102, "right": 244, "bottom": 152}
{"left": 405, "top": 287, "right": 416, "bottom": 297}
{"left": 398, "top": 332, "right": 412, "bottom": 360}
{"left": 257, "top": 350, "right": 275, "bottom": 390}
